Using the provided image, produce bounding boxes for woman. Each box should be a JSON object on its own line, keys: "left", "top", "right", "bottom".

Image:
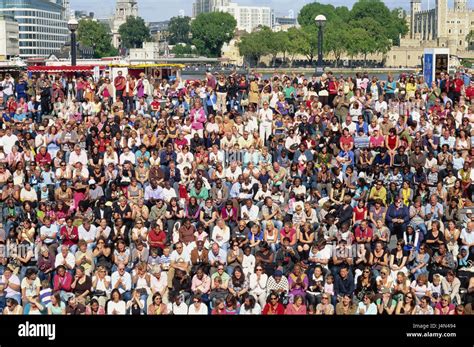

{"left": 369, "top": 242, "right": 389, "bottom": 278}
{"left": 425, "top": 220, "right": 445, "bottom": 254}
{"left": 444, "top": 220, "right": 460, "bottom": 258}
{"left": 228, "top": 266, "right": 249, "bottom": 302}
{"left": 248, "top": 265, "right": 268, "bottom": 309}
{"left": 211, "top": 298, "right": 228, "bottom": 315}
{"left": 385, "top": 128, "right": 399, "bottom": 166}
{"left": 389, "top": 239, "right": 409, "bottom": 279}
{"left": 107, "top": 289, "right": 126, "bottom": 315}
{"left": 91, "top": 265, "right": 111, "bottom": 307}
{"left": 395, "top": 292, "right": 416, "bottom": 315}
{"left": 410, "top": 274, "right": 430, "bottom": 304}
{"left": 262, "top": 292, "right": 285, "bottom": 315}
{"left": 315, "top": 293, "right": 334, "bottom": 315}
{"left": 47, "top": 292, "right": 66, "bottom": 315}
{"left": 296, "top": 222, "right": 314, "bottom": 260}
{"left": 357, "top": 293, "right": 377, "bottom": 315}
{"left": 126, "top": 289, "right": 145, "bottom": 315}
{"left": 147, "top": 292, "right": 168, "bottom": 315}
{"left": 434, "top": 294, "right": 455, "bottom": 315}
{"left": 335, "top": 294, "right": 356, "bottom": 315}
{"left": 85, "top": 298, "right": 105, "bottom": 315}
{"left": 376, "top": 290, "right": 397, "bottom": 315}
{"left": 3, "top": 298, "right": 23, "bottom": 315}
{"left": 285, "top": 294, "right": 307, "bottom": 315}
{"left": 288, "top": 264, "right": 308, "bottom": 301}
{"left": 71, "top": 266, "right": 92, "bottom": 305}
{"left": 263, "top": 221, "right": 279, "bottom": 252}
{"left": 355, "top": 266, "right": 377, "bottom": 303}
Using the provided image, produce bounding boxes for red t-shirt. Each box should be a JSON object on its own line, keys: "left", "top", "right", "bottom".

{"left": 35, "top": 152, "right": 52, "bottom": 166}
{"left": 262, "top": 303, "right": 285, "bottom": 315}
{"left": 354, "top": 226, "right": 373, "bottom": 241}
{"left": 148, "top": 229, "right": 167, "bottom": 250}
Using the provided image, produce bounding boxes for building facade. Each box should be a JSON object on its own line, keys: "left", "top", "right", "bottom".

{"left": 0, "top": 14, "right": 19, "bottom": 59}
{"left": 111, "top": 0, "right": 138, "bottom": 49}
{"left": 215, "top": 2, "right": 273, "bottom": 33}
{"left": 192, "top": 0, "right": 229, "bottom": 18}
{"left": 408, "top": 0, "right": 473, "bottom": 54}
{"left": 0, "top": 0, "right": 68, "bottom": 58}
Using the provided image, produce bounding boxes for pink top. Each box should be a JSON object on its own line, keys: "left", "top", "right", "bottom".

{"left": 285, "top": 304, "right": 307, "bottom": 315}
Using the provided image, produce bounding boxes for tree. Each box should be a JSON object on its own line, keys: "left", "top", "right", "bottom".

{"left": 324, "top": 21, "right": 351, "bottom": 67}
{"left": 298, "top": 2, "right": 339, "bottom": 27}
{"left": 238, "top": 30, "right": 269, "bottom": 67}
{"left": 191, "top": 12, "right": 236, "bottom": 57}
{"left": 346, "top": 26, "right": 380, "bottom": 66}
{"left": 285, "top": 28, "right": 308, "bottom": 67}
{"left": 298, "top": 26, "right": 319, "bottom": 64}
{"left": 77, "top": 19, "right": 118, "bottom": 58}
{"left": 118, "top": 16, "right": 151, "bottom": 49}
{"left": 350, "top": 0, "right": 408, "bottom": 44}
{"left": 171, "top": 44, "right": 196, "bottom": 57}
{"left": 168, "top": 16, "right": 191, "bottom": 45}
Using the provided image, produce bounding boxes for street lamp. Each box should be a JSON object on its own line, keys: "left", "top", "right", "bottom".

{"left": 67, "top": 16, "right": 79, "bottom": 66}
{"left": 315, "top": 14, "right": 326, "bottom": 76}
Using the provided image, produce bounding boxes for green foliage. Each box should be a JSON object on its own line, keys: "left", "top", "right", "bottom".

{"left": 118, "top": 16, "right": 151, "bottom": 49}
{"left": 296, "top": 0, "right": 409, "bottom": 63}
{"left": 77, "top": 19, "right": 118, "bottom": 58}
{"left": 171, "top": 44, "right": 196, "bottom": 57}
{"left": 168, "top": 16, "right": 191, "bottom": 45}
{"left": 238, "top": 29, "right": 269, "bottom": 66}
{"left": 190, "top": 12, "right": 237, "bottom": 57}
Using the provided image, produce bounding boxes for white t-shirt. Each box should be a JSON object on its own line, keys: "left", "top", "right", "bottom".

{"left": 187, "top": 303, "right": 208, "bottom": 315}
{"left": 78, "top": 225, "right": 97, "bottom": 243}
{"left": 1, "top": 274, "right": 20, "bottom": 297}
{"left": 461, "top": 229, "right": 474, "bottom": 246}
{"left": 239, "top": 303, "right": 262, "bottom": 315}
{"left": 107, "top": 300, "right": 126, "bottom": 315}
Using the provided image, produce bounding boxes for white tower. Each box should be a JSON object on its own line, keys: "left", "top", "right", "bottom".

{"left": 112, "top": 0, "right": 139, "bottom": 49}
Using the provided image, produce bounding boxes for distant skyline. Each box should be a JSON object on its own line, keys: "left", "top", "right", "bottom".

{"left": 70, "top": 0, "right": 473, "bottom": 21}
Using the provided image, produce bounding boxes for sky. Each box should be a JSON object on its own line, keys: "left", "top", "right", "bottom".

{"left": 69, "top": 0, "right": 472, "bottom": 22}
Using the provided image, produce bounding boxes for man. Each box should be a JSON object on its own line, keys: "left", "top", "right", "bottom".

{"left": 191, "top": 267, "right": 211, "bottom": 302}
{"left": 334, "top": 266, "right": 355, "bottom": 300}
{"left": 190, "top": 240, "right": 209, "bottom": 274}
{"left": 240, "top": 199, "right": 259, "bottom": 224}
{"left": 144, "top": 180, "right": 164, "bottom": 207}
{"left": 386, "top": 197, "right": 410, "bottom": 240}
{"left": 208, "top": 243, "right": 227, "bottom": 276}
{"left": 258, "top": 101, "right": 273, "bottom": 144}
{"left": 78, "top": 219, "right": 97, "bottom": 252}
{"left": 261, "top": 197, "right": 283, "bottom": 231}
{"left": 68, "top": 145, "right": 88, "bottom": 167}
{"left": 354, "top": 220, "right": 373, "bottom": 251}
{"left": 167, "top": 242, "right": 190, "bottom": 289}
{"left": 66, "top": 295, "right": 86, "bottom": 315}
{"left": 114, "top": 70, "right": 126, "bottom": 100}
{"left": 111, "top": 264, "right": 132, "bottom": 301}
{"left": 275, "top": 237, "right": 300, "bottom": 276}
{"left": 54, "top": 245, "right": 75, "bottom": 271}
{"left": 210, "top": 179, "right": 229, "bottom": 211}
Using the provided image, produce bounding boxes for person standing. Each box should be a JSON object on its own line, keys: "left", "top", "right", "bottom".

{"left": 114, "top": 71, "right": 126, "bottom": 101}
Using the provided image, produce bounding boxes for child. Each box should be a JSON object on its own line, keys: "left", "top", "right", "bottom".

{"left": 39, "top": 280, "right": 52, "bottom": 308}
{"left": 324, "top": 274, "right": 335, "bottom": 299}
{"left": 429, "top": 274, "right": 442, "bottom": 307}
{"left": 159, "top": 246, "right": 171, "bottom": 272}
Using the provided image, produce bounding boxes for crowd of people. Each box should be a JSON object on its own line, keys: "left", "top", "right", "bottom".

{"left": 0, "top": 66, "right": 473, "bottom": 315}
